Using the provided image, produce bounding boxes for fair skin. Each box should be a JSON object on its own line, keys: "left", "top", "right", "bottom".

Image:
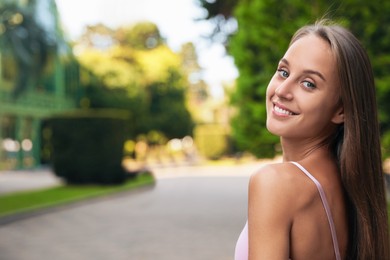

{"left": 248, "top": 34, "right": 349, "bottom": 259}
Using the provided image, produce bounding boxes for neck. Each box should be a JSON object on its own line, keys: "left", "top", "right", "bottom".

{"left": 280, "top": 137, "right": 333, "bottom": 162}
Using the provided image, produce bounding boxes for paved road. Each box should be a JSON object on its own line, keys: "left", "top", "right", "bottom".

{"left": 0, "top": 162, "right": 270, "bottom": 260}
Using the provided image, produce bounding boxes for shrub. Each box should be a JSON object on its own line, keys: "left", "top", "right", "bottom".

{"left": 46, "top": 109, "right": 130, "bottom": 185}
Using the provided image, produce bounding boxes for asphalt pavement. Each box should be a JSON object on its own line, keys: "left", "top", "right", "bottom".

{"left": 0, "top": 161, "right": 270, "bottom": 260}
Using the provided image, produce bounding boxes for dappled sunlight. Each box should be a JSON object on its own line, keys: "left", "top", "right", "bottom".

{"left": 77, "top": 48, "right": 139, "bottom": 88}
{"left": 136, "top": 46, "right": 182, "bottom": 84}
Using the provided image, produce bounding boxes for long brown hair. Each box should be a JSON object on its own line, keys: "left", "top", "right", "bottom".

{"left": 290, "top": 21, "right": 390, "bottom": 259}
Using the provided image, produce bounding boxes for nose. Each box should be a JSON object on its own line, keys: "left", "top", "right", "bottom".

{"left": 275, "top": 80, "right": 294, "bottom": 100}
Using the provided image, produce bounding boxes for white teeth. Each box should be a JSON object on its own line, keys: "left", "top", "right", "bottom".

{"left": 274, "top": 105, "right": 293, "bottom": 115}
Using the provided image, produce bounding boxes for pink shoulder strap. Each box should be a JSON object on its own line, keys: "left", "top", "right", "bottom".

{"left": 291, "top": 162, "right": 341, "bottom": 260}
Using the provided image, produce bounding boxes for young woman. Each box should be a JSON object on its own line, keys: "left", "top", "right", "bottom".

{"left": 235, "top": 21, "right": 390, "bottom": 260}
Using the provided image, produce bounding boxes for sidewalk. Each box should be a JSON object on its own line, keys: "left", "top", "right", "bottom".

{"left": 0, "top": 167, "right": 64, "bottom": 195}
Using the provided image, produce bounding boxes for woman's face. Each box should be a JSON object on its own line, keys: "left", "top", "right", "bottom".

{"left": 266, "top": 34, "right": 343, "bottom": 141}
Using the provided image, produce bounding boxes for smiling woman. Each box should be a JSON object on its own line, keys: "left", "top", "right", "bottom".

{"left": 235, "top": 20, "right": 390, "bottom": 260}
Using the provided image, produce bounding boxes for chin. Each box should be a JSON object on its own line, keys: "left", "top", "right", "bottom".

{"left": 266, "top": 121, "right": 281, "bottom": 136}
{"left": 267, "top": 118, "right": 294, "bottom": 137}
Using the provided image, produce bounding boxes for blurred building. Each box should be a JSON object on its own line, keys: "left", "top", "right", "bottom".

{"left": 0, "top": 0, "right": 79, "bottom": 169}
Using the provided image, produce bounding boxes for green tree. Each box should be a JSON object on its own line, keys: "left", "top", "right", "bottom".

{"left": 77, "top": 43, "right": 147, "bottom": 138}
{"left": 179, "top": 42, "right": 209, "bottom": 122}
{"left": 116, "top": 22, "right": 164, "bottom": 50}
{"left": 145, "top": 69, "right": 194, "bottom": 139}
{"left": 0, "top": 1, "right": 58, "bottom": 97}
{"left": 76, "top": 22, "right": 194, "bottom": 140}
{"left": 78, "top": 23, "right": 116, "bottom": 50}
{"left": 195, "top": 0, "right": 239, "bottom": 45}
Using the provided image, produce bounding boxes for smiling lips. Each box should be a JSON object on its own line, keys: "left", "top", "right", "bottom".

{"left": 273, "top": 103, "right": 297, "bottom": 116}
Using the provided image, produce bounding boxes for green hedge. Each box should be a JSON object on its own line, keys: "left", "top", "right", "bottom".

{"left": 46, "top": 109, "right": 130, "bottom": 185}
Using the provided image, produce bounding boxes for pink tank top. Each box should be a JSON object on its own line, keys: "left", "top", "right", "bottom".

{"left": 234, "top": 162, "right": 341, "bottom": 260}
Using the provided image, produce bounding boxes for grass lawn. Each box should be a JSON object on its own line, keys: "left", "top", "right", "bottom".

{"left": 0, "top": 173, "right": 155, "bottom": 218}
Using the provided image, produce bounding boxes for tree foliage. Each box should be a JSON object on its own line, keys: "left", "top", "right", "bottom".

{"left": 195, "top": 0, "right": 239, "bottom": 45}
{"left": 115, "top": 22, "right": 164, "bottom": 50}
{"left": 136, "top": 45, "right": 181, "bottom": 84}
{"left": 179, "top": 42, "right": 209, "bottom": 121}
{"left": 76, "top": 22, "right": 194, "bottom": 140}
{"left": 144, "top": 69, "right": 194, "bottom": 139}
{"left": 78, "top": 47, "right": 141, "bottom": 90}
{"left": 0, "top": 1, "right": 60, "bottom": 97}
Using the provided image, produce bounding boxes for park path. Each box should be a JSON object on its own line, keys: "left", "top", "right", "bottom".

{"left": 0, "top": 161, "right": 272, "bottom": 260}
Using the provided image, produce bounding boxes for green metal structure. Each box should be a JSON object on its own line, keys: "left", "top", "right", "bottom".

{"left": 0, "top": 0, "right": 79, "bottom": 169}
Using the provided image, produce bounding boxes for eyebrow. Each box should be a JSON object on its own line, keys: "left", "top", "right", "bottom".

{"left": 280, "top": 58, "right": 326, "bottom": 82}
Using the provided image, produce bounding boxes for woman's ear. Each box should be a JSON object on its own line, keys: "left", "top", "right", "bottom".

{"left": 331, "top": 106, "right": 344, "bottom": 124}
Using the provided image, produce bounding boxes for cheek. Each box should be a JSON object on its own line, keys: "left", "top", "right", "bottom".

{"left": 302, "top": 103, "right": 336, "bottom": 129}
{"left": 266, "top": 77, "right": 277, "bottom": 100}
{"left": 265, "top": 84, "right": 274, "bottom": 111}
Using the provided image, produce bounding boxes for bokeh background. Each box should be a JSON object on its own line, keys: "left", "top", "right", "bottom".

{"left": 1, "top": 1, "right": 390, "bottom": 259}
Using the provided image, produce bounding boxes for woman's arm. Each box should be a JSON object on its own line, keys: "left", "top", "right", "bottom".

{"left": 248, "top": 165, "right": 295, "bottom": 259}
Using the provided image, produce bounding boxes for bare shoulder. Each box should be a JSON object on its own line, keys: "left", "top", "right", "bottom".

{"left": 249, "top": 162, "right": 318, "bottom": 213}
{"left": 250, "top": 162, "right": 308, "bottom": 193}
{"left": 247, "top": 162, "right": 314, "bottom": 258}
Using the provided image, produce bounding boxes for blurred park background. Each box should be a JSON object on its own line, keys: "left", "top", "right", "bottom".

{"left": 2, "top": 1, "right": 390, "bottom": 259}
{"left": 1, "top": 0, "right": 390, "bottom": 178}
